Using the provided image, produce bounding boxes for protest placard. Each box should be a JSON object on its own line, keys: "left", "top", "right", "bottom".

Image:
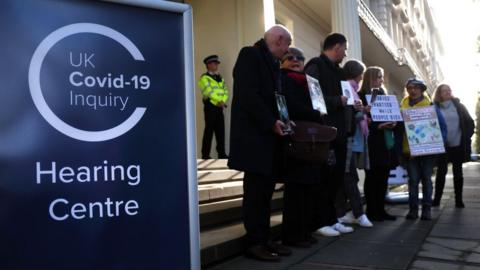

{"left": 306, "top": 75, "right": 327, "bottom": 115}
{"left": 402, "top": 105, "right": 445, "bottom": 156}
{"left": 341, "top": 81, "right": 355, "bottom": 105}
{"left": 366, "top": 94, "right": 403, "bottom": 122}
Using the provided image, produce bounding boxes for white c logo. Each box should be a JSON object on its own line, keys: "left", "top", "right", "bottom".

{"left": 29, "top": 23, "right": 146, "bottom": 142}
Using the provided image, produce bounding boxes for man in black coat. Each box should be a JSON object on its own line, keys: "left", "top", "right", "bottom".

{"left": 304, "top": 33, "right": 349, "bottom": 232}
{"left": 229, "top": 25, "right": 292, "bottom": 261}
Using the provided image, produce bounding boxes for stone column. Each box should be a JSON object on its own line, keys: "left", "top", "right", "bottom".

{"left": 375, "top": 0, "right": 389, "bottom": 30}
{"left": 331, "top": 0, "right": 363, "bottom": 61}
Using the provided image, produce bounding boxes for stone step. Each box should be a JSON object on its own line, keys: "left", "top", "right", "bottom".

{"left": 197, "top": 159, "right": 229, "bottom": 170}
{"left": 198, "top": 181, "right": 244, "bottom": 203}
{"left": 198, "top": 180, "right": 283, "bottom": 204}
{"left": 200, "top": 213, "right": 283, "bottom": 267}
{"left": 198, "top": 169, "right": 244, "bottom": 184}
{"left": 199, "top": 191, "right": 284, "bottom": 229}
{"left": 196, "top": 159, "right": 285, "bottom": 265}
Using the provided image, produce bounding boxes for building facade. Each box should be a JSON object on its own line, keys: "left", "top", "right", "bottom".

{"left": 183, "top": 0, "right": 444, "bottom": 158}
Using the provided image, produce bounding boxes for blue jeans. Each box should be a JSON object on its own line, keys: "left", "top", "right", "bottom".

{"left": 406, "top": 156, "right": 435, "bottom": 211}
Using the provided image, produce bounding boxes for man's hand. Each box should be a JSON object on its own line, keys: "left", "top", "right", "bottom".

{"left": 273, "top": 120, "right": 288, "bottom": 136}
{"left": 353, "top": 100, "right": 363, "bottom": 111}
{"left": 378, "top": 121, "right": 396, "bottom": 129}
{"left": 364, "top": 105, "right": 371, "bottom": 113}
{"left": 217, "top": 102, "right": 227, "bottom": 108}
{"left": 385, "top": 121, "right": 396, "bottom": 129}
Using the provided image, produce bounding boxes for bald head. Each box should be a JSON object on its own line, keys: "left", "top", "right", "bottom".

{"left": 264, "top": 25, "right": 292, "bottom": 59}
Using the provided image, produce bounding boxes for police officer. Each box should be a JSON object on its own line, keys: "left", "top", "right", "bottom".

{"left": 198, "top": 55, "right": 229, "bottom": 159}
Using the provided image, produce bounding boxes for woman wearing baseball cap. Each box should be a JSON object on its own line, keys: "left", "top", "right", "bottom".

{"left": 394, "top": 78, "right": 446, "bottom": 220}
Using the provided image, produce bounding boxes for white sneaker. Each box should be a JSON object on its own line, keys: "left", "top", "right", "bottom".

{"left": 338, "top": 211, "right": 355, "bottom": 224}
{"left": 356, "top": 214, "right": 373, "bottom": 228}
{"left": 333, "top": 222, "right": 354, "bottom": 234}
{"left": 316, "top": 226, "right": 340, "bottom": 237}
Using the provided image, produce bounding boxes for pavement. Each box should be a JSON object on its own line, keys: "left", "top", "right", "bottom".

{"left": 207, "top": 162, "right": 480, "bottom": 270}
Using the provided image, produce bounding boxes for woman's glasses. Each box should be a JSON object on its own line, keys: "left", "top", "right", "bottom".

{"left": 283, "top": 55, "right": 305, "bottom": 62}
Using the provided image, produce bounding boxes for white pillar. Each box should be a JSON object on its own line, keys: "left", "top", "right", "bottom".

{"left": 331, "top": 0, "right": 363, "bottom": 61}
{"left": 263, "top": 0, "right": 275, "bottom": 31}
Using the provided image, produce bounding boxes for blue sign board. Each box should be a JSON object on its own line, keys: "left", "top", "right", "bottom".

{"left": 0, "top": 0, "right": 199, "bottom": 269}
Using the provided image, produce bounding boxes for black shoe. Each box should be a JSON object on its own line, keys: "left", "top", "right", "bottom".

{"left": 455, "top": 201, "right": 465, "bottom": 208}
{"left": 266, "top": 242, "right": 292, "bottom": 256}
{"left": 201, "top": 156, "right": 211, "bottom": 159}
{"left": 218, "top": 154, "right": 229, "bottom": 159}
{"left": 406, "top": 211, "right": 419, "bottom": 220}
{"left": 432, "top": 200, "right": 440, "bottom": 207}
{"left": 245, "top": 245, "right": 280, "bottom": 262}
{"left": 381, "top": 212, "right": 397, "bottom": 221}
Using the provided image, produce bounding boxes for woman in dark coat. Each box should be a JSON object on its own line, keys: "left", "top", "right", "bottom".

{"left": 358, "top": 66, "right": 397, "bottom": 222}
{"left": 432, "top": 84, "right": 474, "bottom": 208}
{"left": 280, "top": 47, "right": 347, "bottom": 247}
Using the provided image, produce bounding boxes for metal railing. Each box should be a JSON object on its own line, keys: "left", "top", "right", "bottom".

{"left": 357, "top": 0, "right": 425, "bottom": 79}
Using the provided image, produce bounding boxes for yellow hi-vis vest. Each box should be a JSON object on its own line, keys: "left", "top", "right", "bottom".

{"left": 198, "top": 74, "right": 228, "bottom": 106}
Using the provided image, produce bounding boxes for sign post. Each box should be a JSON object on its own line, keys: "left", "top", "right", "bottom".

{"left": 0, "top": 1, "right": 199, "bottom": 269}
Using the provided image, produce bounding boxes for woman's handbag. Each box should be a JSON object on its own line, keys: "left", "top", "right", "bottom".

{"left": 284, "top": 121, "right": 337, "bottom": 162}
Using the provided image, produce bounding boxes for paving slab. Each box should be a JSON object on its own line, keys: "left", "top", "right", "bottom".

{"left": 340, "top": 224, "right": 429, "bottom": 245}
{"left": 304, "top": 239, "right": 417, "bottom": 270}
{"left": 437, "top": 209, "right": 480, "bottom": 225}
{"left": 370, "top": 207, "right": 438, "bottom": 230}
{"left": 208, "top": 237, "right": 336, "bottom": 270}
{"left": 430, "top": 224, "right": 480, "bottom": 240}
{"left": 289, "top": 262, "right": 368, "bottom": 270}
{"left": 410, "top": 259, "right": 480, "bottom": 270}
{"left": 417, "top": 237, "right": 480, "bottom": 264}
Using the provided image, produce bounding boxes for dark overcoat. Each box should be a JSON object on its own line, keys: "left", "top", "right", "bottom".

{"left": 228, "top": 39, "right": 281, "bottom": 176}
{"left": 304, "top": 54, "right": 346, "bottom": 142}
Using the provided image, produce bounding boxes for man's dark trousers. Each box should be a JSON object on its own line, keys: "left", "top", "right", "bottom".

{"left": 243, "top": 172, "right": 276, "bottom": 245}
{"left": 201, "top": 100, "right": 226, "bottom": 158}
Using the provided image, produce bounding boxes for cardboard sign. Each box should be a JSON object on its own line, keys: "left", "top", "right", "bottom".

{"left": 340, "top": 81, "right": 355, "bottom": 105}
{"left": 366, "top": 94, "right": 403, "bottom": 122}
{"left": 402, "top": 106, "right": 445, "bottom": 156}
{"left": 306, "top": 75, "right": 327, "bottom": 115}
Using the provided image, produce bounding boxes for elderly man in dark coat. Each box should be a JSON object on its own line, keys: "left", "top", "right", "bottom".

{"left": 228, "top": 25, "right": 292, "bottom": 261}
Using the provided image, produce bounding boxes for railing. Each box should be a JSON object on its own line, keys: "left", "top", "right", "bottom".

{"left": 357, "top": 0, "right": 424, "bottom": 79}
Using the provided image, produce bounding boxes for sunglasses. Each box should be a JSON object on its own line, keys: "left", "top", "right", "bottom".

{"left": 406, "top": 85, "right": 421, "bottom": 90}
{"left": 283, "top": 55, "right": 305, "bottom": 62}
